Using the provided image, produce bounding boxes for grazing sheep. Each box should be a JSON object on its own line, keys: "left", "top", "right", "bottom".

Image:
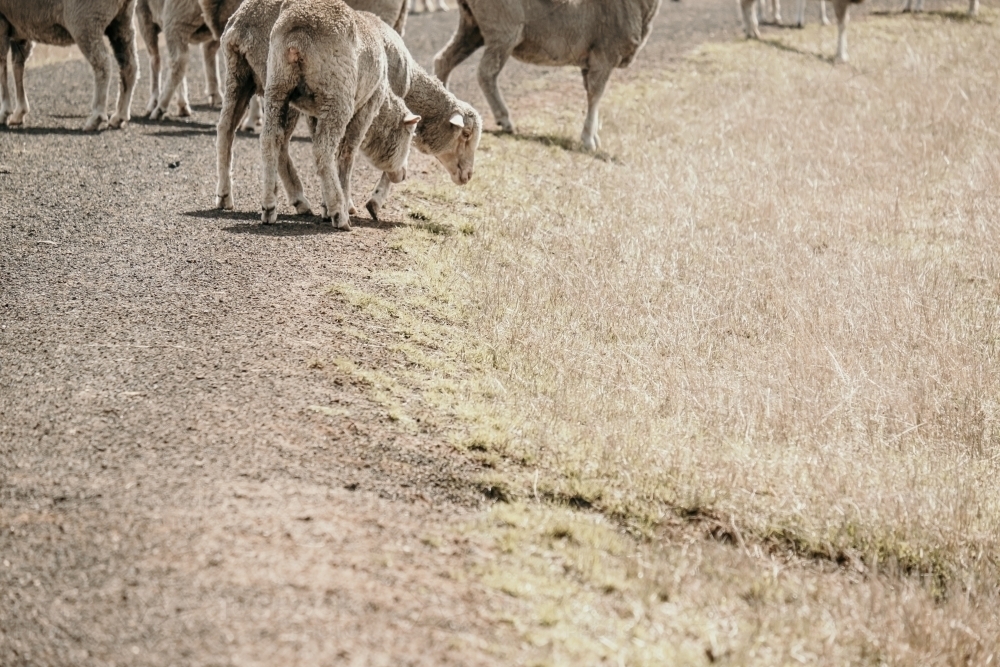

{"left": 795, "top": 0, "right": 831, "bottom": 26}
{"left": 364, "top": 17, "right": 481, "bottom": 220}
{"left": 0, "top": 0, "right": 138, "bottom": 130}
{"left": 902, "top": 0, "right": 978, "bottom": 16}
{"left": 741, "top": 0, "right": 858, "bottom": 62}
{"left": 199, "top": 0, "right": 407, "bottom": 131}
{"left": 410, "top": 0, "right": 449, "bottom": 13}
{"left": 214, "top": 0, "right": 419, "bottom": 228}
{"left": 433, "top": 0, "right": 662, "bottom": 151}
{"left": 137, "top": 0, "right": 220, "bottom": 120}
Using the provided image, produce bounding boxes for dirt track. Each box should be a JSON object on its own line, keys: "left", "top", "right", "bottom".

{"left": 0, "top": 0, "right": 929, "bottom": 663}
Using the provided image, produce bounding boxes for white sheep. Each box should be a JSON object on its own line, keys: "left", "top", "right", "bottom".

{"left": 214, "top": 0, "right": 420, "bottom": 229}
{"left": 137, "top": 0, "right": 221, "bottom": 120}
{"left": 0, "top": 0, "right": 138, "bottom": 130}
{"left": 741, "top": 0, "right": 857, "bottom": 62}
{"left": 433, "top": 0, "right": 662, "bottom": 151}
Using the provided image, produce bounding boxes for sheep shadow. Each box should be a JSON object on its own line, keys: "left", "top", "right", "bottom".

{"left": 0, "top": 124, "right": 88, "bottom": 136}
{"left": 488, "top": 129, "right": 619, "bottom": 163}
{"left": 870, "top": 9, "right": 980, "bottom": 21}
{"left": 184, "top": 208, "right": 410, "bottom": 235}
{"left": 757, "top": 37, "right": 835, "bottom": 63}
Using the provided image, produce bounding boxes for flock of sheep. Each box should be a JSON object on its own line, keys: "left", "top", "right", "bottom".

{"left": 0, "top": 0, "right": 986, "bottom": 226}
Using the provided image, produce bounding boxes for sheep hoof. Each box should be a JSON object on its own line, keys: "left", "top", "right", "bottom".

{"left": 332, "top": 211, "right": 351, "bottom": 230}
{"left": 497, "top": 119, "right": 514, "bottom": 134}
{"left": 6, "top": 111, "right": 25, "bottom": 127}
{"left": 82, "top": 113, "right": 107, "bottom": 131}
{"left": 292, "top": 197, "right": 313, "bottom": 215}
{"left": 177, "top": 104, "right": 192, "bottom": 118}
{"left": 216, "top": 193, "right": 234, "bottom": 210}
{"left": 109, "top": 113, "right": 128, "bottom": 129}
{"left": 149, "top": 107, "right": 165, "bottom": 121}
{"left": 208, "top": 93, "right": 222, "bottom": 108}
{"left": 262, "top": 206, "right": 277, "bottom": 224}
{"left": 365, "top": 199, "right": 380, "bottom": 221}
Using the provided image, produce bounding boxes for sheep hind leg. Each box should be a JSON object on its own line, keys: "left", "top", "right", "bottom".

{"left": 106, "top": 6, "right": 138, "bottom": 128}
{"left": 820, "top": 0, "right": 830, "bottom": 25}
{"left": 277, "top": 106, "right": 311, "bottom": 215}
{"left": 215, "top": 52, "right": 254, "bottom": 210}
{"left": 0, "top": 24, "right": 10, "bottom": 125}
{"left": 969, "top": 0, "right": 979, "bottom": 15}
{"left": 259, "top": 95, "right": 292, "bottom": 224}
{"left": 8, "top": 40, "right": 32, "bottom": 126}
{"left": 834, "top": 0, "right": 850, "bottom": 63}
{"left": 310, "top": 111, "right": 351, "bottom": 229}
{"left": 152, "top": 32, "right": 191, "bottom": 119}
{"left": 476, "top": 42, "right": 517, "bottom": 133}
{"left": 581, "top": 61, "right": 611, "bottom": 151}
{"left": 433, "top": 2, "right": 484, "bottom": 87}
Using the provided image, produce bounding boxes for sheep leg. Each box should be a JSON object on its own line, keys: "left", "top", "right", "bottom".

{"left": 203, "top": 41, "right": 222, "bottom": 107}
{"left": 834, "top": 0, "right": 850, "bottom": 63}
{"left": 337, "top": 91, "right": 383, "bottom": 219}
{"left": 820, "top": 0, "right": 830, "bottom": 25}
{"left": 0, "top": 23, "right": 10, "bottom": 125}
{"left": 310, "top": 113, "right": 351, "bottom": 229}
{"left": 433, "top": 3, "right": 484, "bottom": 87}
{"left": 8, "top": 40, "right": 32, "bottom": 126}
{"left": 241, "top": 95, "right": 263, "bottom": 133}
{"left": 581, "top": 61, "right": 611, "bottom": 151}
{"left": 969, "top": 0, "right": 979, "bottom": 13}
{"left": 773, "top": 0, "right": 782, "bottom": 24}
{"left": 436, "top": 0, "right": 449, "bottom": 10}
{"left": 276, "top": 106, "right": 311, "bottom": 215}
{"left": 795, "top": 0, "right": 806, "bottom": 26}
{"left": 215, "top": 51, "right": 255, "bottom": 210}
{"left": 72, "top": 30, "right": 113, "bottom": 131}
{"left": 740, "top": 0, "right": 761, "bottom": 39}
{"left": 366, "top": 173, "right": 393, "bottom": 221}
{"left": 477, "top": 42, "right": 516, "bottom": 133}
{"left": 260, "top": 95, "right": 291, "bottom": 224}
{"left": 105, "top": 6, "right": 138, "bottom": 129}
{"left": 152, "top": 30, "right": 191, "bottom": 119}
{"left": 136, "top": 4, "right": 161, "bottom": 116}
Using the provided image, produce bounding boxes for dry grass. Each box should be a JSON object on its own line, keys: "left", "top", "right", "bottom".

{"left": 367, "top": 6, "right": 1000, "bottom": 663}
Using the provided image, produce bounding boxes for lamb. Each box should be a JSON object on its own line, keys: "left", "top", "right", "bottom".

{"left": 433, "top": 0, "right": 662, "bottom": 151}
{"left": 902, "top": 0, "right": 978, "bottom": 16}
{"left": 0, "top": 0, "right": 138, "bottom": 130}
{"left": 213, "top": 0, "right": 481, "bottom": 222}
{"left": 137, "top": 0, "right": 220, "bottom": 120}
{"left": 214, "top": 0, "right": 420, "bottom": 228}
{"left": 741, "top": 0, "right": 858, "bottom": 62}
{"left": 199, "top": 0, "right": 408, "bottom": 132}
{"left": 410, "top": 0, "right": 449, "bottom": 13}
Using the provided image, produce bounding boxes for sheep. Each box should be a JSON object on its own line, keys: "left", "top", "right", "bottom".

{"left": 433, "top": 0, "right": 662, "bottom": 152}
{"left": 741, "top": 0, "right": 858, "bottom": 62}
{"left": 212, "top": 0, "right": 481, "bottom": 221}
{"left": 902, "top": 0, "right": 978, "bottom": 16}
{"left": 410, "top": 0, "right": 449, "bottom": 13}
{"left": 214, "top": 0, "right": 420, "bottom": 228}
{"left": 136, "top": 0, "right": 221, "bottom": 120}
{"left": 198, "top": 0, "right": 407, "bottom": 131}
{"left": 0, "top": 0, "right": 138, "bottom": 130}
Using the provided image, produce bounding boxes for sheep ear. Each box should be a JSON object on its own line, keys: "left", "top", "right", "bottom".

{"left": 403, "top": 113, "right": 421, "bottom": 127}
{"left": 449, "top": 112, "right": 465, "bottom": 128}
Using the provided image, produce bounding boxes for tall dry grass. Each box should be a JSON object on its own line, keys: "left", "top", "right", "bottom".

{"left": 413, "top": 7, "right": 1000, "bottom": 603}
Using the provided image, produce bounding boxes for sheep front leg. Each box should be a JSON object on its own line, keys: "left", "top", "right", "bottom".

{"left": 152, "top": 29, "right": 191, "bottom": 119}
{"left": 581, "top": 61, "right": 612, "bottom": 151}
{"left": 337, "top": 91, "right": 383, "bottom": 222}
{"left": 203, "top": 41, "right": 222, "bottom": 107}
{"left": 136, "top": 3, "right": 161, "bottom": 116}
{"left": 795, "top": 0, "right": 806, "bottom": 26}
{"left": 366, "top": 173, "right": 393, "bottom": 221}
{"left": 240, "top": 95, "right": 263, "bottom": 132}
{"left": 834, "top": 0, "right": 850, "bottom": 63}
{"left": 106, "top": 9, "right": 138, "bottom": 129}
{"left": 820, "top": 0, "right": 830, "bottom": 25}
{"left": 740, "top": 0, "right": 761, "bottom": 39}
{"left": 72, "top": 31, "right": 113, "bottom": 131}
{"left": 0, "top": 24, "right": 10, "bottom": 125}
{"left": 9, "top": 40, "right": 34, "bottom": 126}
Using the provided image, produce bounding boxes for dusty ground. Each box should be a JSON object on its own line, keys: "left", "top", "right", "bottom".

{"left": 0, "top": 0, "right": 964, "bottom": 664}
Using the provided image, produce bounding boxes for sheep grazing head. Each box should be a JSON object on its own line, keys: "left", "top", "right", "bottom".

{"left": 419, "top": 103, "right": 482, "bottom": 186}
{"left": 364, "top": 94, "right": 422, "bottom": 184}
